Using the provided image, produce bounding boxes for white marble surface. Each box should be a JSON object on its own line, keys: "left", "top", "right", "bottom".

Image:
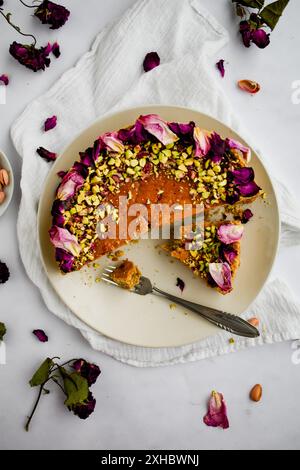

{"left": 0, "top": 0, "right": 300, "bottom": 450}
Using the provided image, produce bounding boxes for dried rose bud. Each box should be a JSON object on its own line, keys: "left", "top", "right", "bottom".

{"left": 34, "top": 1, "right": 70, "bottom": 30}
{"left": 9, "top": 42, "right": 51, "bottom": 72}
{"left": 73, "top": 359, "right": 101, "bottom": 386}
{"left": 52, "top": 42, "right": 61, "bottom": 58}
{"left": 70, "top": 392, "right": 96, "bottom": 419}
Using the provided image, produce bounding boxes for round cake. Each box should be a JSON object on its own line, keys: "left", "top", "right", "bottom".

{"left": 49, "top": 114, "right": 261, "bottom": 281}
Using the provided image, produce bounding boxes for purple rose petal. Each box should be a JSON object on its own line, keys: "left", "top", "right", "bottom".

{"left": 237, "top": 181, "right": 261, "bottom": 197}
{"left": 37, "top": 147, "right": 57, "bottom": 162}
{"left": 220, "top": 244, "right": 238, "bottom": 265}
{"left": 203, "top": 391, "right": 229, "bottom": 429}
{"left": 49, "top": 226, "right": 81, "bottom": 257}
{"left": 44, "top": 115, "right": 57, "bottom": 132}
{"left": 251, "top": 29, "right": 270, "bottom": 49}
{"left": 209, "top": 262, "right": 232, "bottom": 293}
{"left": 33, "top": 329, "right": 48, "bottom": 343}
{"left": 241, "top": 208, "right": 253, "bottom": 224}
{"left": 229, "top": 167, "right": 254, "bottom": 184}
{"left": 52, "top": 42, "right": 61, "bottom": 58}
{"left": 176, "top": 277, "right": 185, "bottom": 293}
{"left": 143, "top": 52, "right": 160, "bottom": 72}
{"left": 55, "top": 248, "right": 74, "bottom": 273}
{"left": 216, "top": 59, "right": 225, "bottom": 78}
{"left": 0, "top": 74, "right": 9, "bottom": 86}
{"left": 217, "top": 224, "right": 244, "bottom": 244}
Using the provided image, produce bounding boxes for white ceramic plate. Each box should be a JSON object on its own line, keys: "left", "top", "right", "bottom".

{"left": 38, "top": 105, "right": 280, "bottom": 348}
{"left": 0, "top": 150, "right": 14, "bottom": 217}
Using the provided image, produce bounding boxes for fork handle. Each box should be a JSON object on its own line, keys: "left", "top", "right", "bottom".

{"left": 152, "top": 287, "right": 259, "bottom": 338}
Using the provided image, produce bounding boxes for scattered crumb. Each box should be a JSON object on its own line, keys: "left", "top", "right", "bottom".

{"left": 93, "top": 263, "right": 100, "bottom": 269}
{"left": 169, "top": 303, "right": 176, "bottom": 310}
{"left": 95, "top": 277, "right": 101, "bottom": 283}
{"left": 229, "top": 338, "right": 235, "bottom": 344}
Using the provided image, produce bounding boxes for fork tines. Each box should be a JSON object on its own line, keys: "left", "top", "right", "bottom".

{"left": 101, "top": 265, "right": 117, "bottom": 286}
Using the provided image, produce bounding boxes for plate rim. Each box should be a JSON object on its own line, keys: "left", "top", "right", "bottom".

{"left": 37, "top": 104, "right": 280, "bottom": 347}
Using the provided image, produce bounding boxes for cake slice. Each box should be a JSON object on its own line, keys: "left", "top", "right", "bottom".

{"left": 161, "top": 221, "right": 243, "bottom": 295}
{"left": 110, "top": 259, "right": 141, "bottom": 290}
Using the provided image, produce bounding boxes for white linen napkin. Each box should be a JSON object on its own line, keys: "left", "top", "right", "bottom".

{"left": 11, "top": 0, "right": 300, "bottom": 367}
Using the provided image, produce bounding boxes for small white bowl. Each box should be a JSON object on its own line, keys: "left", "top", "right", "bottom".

{"left": 0, "top": 150, "right": 14, "bottom": 217}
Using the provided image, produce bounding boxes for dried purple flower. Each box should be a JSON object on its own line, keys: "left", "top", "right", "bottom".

{"left": 51, "top": 42, "right": 61, "bottom": 58}
{"left": 37, "top": 146, "right": 57, "bottom": 162}
{"left": 203, "top": 391, "right": 229, "bottom": 429}
{"left": 73, "top": 359, "right": 101, "bottom": 386}
{"left": 216, "top": 59, "right": 225, "bottom": 78}
{"left": 71, "top": 392, "right": 96, "bottom": 420}
{"left": 241, "top": 208, "right": 254, "bottom": 224}
{"left": 0, "top": 74, "right": 9, "bottom": 86}
{"left": 251, "top": 29, "right": 270, "bottom": 49}
{"left": 55, "top": 248, "right": 74, "bottom": 273}
{"left": 44, "top": 115, "right": 57, "bottom": 132}
{"left": 9, "top": 41, "right": 51, "bottom": 72}
{"left": 176, "top": 277, "right": 185, "bottom": 293}
{"left": 143, "top": 52, "right": 160, "bottom": 72}
{"left": 0, "top": 261, "right": 10, "bottom": 284}
{"left": 33, "top": 329, "right": 48, "bottom": 343}
{"left": 34, "top": 1, "right": 70, "bottom": 30}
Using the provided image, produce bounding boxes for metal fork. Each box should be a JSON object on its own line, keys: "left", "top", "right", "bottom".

{"left": 101, "top": 266, "right": 260, "bottom": 338}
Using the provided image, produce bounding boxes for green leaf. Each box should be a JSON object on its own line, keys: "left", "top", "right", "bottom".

{"left": 62, "top": 370, "right": 89, "bottom": 407}
{"left": 0, "top": 322, "right": 6, "bottom": 341}
{"left": 260, "top": 0, "right": 289, "bottom": 30}
{"left": 29, "top": 358, "right": 54, "bottom": 387}
{"left": 232, "top": 0, "right": 265, "bottom": 8}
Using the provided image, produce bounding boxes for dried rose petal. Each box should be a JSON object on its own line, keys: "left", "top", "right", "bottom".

{"left": 168, "top": 121, "right": 195, "bottom": 142}
{"left": 251, "top": 29, "right": 270, "bottom": 49}
{"left": 216, "top": 59, "right": 225, "bottom": 78}
{"left": 49, "top": 226, "right": 81, "bottom": 257}
{"left": 100, "top": 132, "right": 124, "bottom": 153}
{"left": 52, "top": 42, "right": 61, "bottom": 58}
{"left": 217, "top": 224, "right": 244, "bottom": 244}
{"left": 56, "top": 169, "right": 84, "bottom": 200}
{"left": 57, "top": 170, "right": 67, "bottom": 179}
{"left": 80, "top": 139, "right": 103, "bottom": 167}
{"left": 55, "top": 248, "right": 74, "bottom": 273}
{"left": 241, "top": 208, "right": 253, "bottom": 224}
{"left": 176, "top": 277, "right": 185, "bottom": 293}
{"left": 138, "top": 114, "right": 178, "bottom": 146}
{"left": 209, "top": 132, "right": 226, "bottom": 160}
{"left": 228, "top": 167, "right": 254, "bottom": 184}
{"left": 44, "top": 115, "right": 57, "bottom": 132}
{"left": 237, "top": 181, "right": 261, "bottom": 197}
{"left": 227, "top": 139, "right": 251, "bottom": 163}
{"left": 239, "top": 21, "right": 252, "bottom": 47}
{"left": 70, "top": 391, "right": 96, "bottom": 419}
{"left": 0, "top": 74, "right": 9, "bottom": 86}
{"left": 193, "top": 127, "right": 211, "bottom": 157}
{"left": 33, "top": 329, "right": 48, "bottom": 343}
{"left": 203, "top": 391, "right": 229, "bottom": 429}
{"left": 220, "top": 245, "right": 238, "bottom": 265}
{"left": 209, "top": 262, "right": 232, "bottom": 293}
{"left": 238, "top": 79, "right": 260, "bottom": 94}
{"left": 0, "top": 261, "right": 10, "bottom": 284}
{"left": 143, "top": 52, "right": 160, "bottom": 72}
{"left": 37, "top": 147, "right": 57, "bottom": 162}
{"left": 73, "top": 359, "right": 101, "bottom": 386}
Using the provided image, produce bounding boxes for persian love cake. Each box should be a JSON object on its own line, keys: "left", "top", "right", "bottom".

{"left": 49, "top": 114, "right": 261, "bottom": 293}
